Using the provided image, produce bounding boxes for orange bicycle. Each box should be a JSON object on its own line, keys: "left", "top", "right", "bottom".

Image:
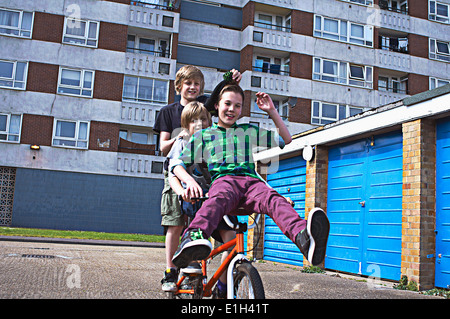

{"left": 166, "top": 211, "right": 265, "bottom": 299}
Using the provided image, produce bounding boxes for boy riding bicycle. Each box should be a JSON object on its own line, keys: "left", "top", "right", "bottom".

{"left": 170, "top": 82, "right": 330, "bottom": 269}
{"left": 167, "top": 100, "right": 237, "bottom": 298}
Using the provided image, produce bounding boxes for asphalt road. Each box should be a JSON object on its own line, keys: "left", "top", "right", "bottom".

{"left": 0, "top": 238, "right": 443, "bottom": 301}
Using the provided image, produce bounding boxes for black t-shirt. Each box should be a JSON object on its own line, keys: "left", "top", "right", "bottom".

{"left": 154, "top": 95, "right": 209, "bottom": 135}
{"left": 154, "top": 101, "right": 183, "bottom": 135}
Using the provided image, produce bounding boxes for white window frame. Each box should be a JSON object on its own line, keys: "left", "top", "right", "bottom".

{"left": 57, "top": 67, "right": 95, "bottom": 98}
{"left": 313, "top": 57, "right": 373, "bottom": 89}
{"left": 0, "top": 59, "right": 28, "bottom": 90}
{"left": 52, "top": 119, "right": 89, "bottom": 149}
{"left": 127, "top": 34, "right": 170, "bottom": 57}
{"left": 253, "top": 55, "right": 290, "bottom": 76}
{"left": 122, "top": 75, "right": 169, "bottom": 105}
{"left": 430, "top": 77, "right": 450, "bottom": 89}
{"left": 0, "top": 8, "right": 34, "bottom": 38}
{"left": 254, "top": 12, "right": 291, "bottom": 32}
{"left": 314, "top": 15, "right": 373, "bottom": 47}
{"left": 378, "top": 75, "right": 408, "bottom": 94}
{"left": 62, "top": 17, "right": 99, "bottom": 48}
{"left": 251, "top": 97, "right": 289, "bottom": 120}
{"left": 339, "top": 0, "right": 373, "bottom": 6}
{"left": 0, "top": 113, "right": 21, "bottom": 143}
{"left": 429, "top": 38, "right": 450, "bottom": 62}
{"left": 429, "top": 1, "right": 449, "bottom": 23}
{"left": 311, "top": 101, "right": 365, "bottom": 125}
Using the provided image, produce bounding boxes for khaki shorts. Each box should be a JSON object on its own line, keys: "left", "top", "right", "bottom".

{"left": 161, "top": 171, "right": 184, "bottom": 227}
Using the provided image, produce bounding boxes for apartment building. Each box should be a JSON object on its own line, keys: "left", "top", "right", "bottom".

{"left": 0, "top": 0, "right": 449, "bottom": 234}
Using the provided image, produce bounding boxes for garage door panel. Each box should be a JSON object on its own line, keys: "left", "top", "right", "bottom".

{"left": 436, "top": 117, "right": 450, "bottom": 288}
{"left": 326, "top": 131, "right": 402, "bottom": 281}
{"left": 265, "top": 156, "right": 306, "bottom": 266}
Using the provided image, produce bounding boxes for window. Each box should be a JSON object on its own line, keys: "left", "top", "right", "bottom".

{"left": 340, "top": 0, "right": 373, "bottom": 6}
{"left": 0, "top": 8, "right": 33, "bottom": 38}
{"left": 58, "top": 67, "right": 94, "bottom": 97}
{"left": 52, "top": 119, "right": 89, "bottom": 148}
{"left": 122, "top": 76, "right": 168, "bottom": 104}
{"left": 314, "top": 15, "right": 373, "bottom": 47}
{"left": 254, "top": 56, "right": 289, "bottom": 75}
{"left": 379, "top": 35, "right": 408, "bottom": 53}
{"left": 430, "top": 77, "right": 450, "bottom": 89}
{"left": 127, "top": 35, "right": 170, "bottom": 57}
{"left": 63, "top": 17, "right": 99, "bottom": 47}
{"left": 430, "top": 39, "right": 450, "bottom": 62}
{"left": 0, "top": 60, "right": 27, "bottom": 89}
{"left": 313, "top": 57, "right": 373, "bottom": 88}
{"left": 254, "top": 13, "right": 291, "bottom": 32}
{"left": 0, "top": 113, "right": 21, "bottom": 142}
{"left": 429, "top": 1, "right": 449, "bottom": 23}
{"left": 251, "top": 98, "right": 289, "bottom": 120}
{"left": 379, "top": 0, "right": 408, "bottom": 13}
{"left": 378, "top": 76, "right": 408, "bottom": 93}
{"left": 311, "top": 101, "right": 364, "bottom": 125}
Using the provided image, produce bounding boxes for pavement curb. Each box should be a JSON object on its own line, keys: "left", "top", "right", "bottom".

{"left": 0, "top": 235, "right": 165, "bottom": 248}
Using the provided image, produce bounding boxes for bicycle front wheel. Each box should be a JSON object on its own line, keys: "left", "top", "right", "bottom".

{"left": 233, "top": 262, "right": 265, "bottom": 299}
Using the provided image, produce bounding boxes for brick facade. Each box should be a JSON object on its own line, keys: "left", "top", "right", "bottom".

{"left": 20, "top": 114, "right": 54, "bottom": 146}
{"left": 401, "top": 118, "right": 436, "bottom": 290}
{"left": 304, "top": 145, "right": 328, "bottom": 266}
{"left": 89, "top": 121, "right": 120, "bottom": 152}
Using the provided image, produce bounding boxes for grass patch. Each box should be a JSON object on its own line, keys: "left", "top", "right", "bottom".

{"left": 0, "top": 226, "right": 165, "bottom": 243}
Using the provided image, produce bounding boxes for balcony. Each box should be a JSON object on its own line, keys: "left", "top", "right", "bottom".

{"left": 376, "top": 49, "right": 411, "bottom": 72}
{"left": 120, "top": 101, "right": 161, "bottom": 128}
{"left": 125, "top": 50, "right": 176, "bottom": 79}
{"left": 244, "top": 26, "right": 292, "bottom": 52}
{"left": 128, "top": 1, "right": 179, "bottom": 33}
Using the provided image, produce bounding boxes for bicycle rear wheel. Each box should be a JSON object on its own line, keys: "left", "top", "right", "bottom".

{"left": 233, "top": 262, "right": 265, "bottom": 299}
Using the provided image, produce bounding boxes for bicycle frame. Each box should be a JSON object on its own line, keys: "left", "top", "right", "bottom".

{"left": 174, "top": 229, "right": 247, "bottom": 298}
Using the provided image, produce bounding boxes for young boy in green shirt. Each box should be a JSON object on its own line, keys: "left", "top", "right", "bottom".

{"left": 170, "top": 83, "right": 330, "bottom": 269}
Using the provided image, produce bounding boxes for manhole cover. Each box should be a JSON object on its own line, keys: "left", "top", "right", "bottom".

{"left": 21, "top": 254, "right": 56, "bottom": 259}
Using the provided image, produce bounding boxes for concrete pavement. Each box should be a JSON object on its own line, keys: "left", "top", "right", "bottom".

{"left": 0, "top": 237, "right": 443, "bottom": 299}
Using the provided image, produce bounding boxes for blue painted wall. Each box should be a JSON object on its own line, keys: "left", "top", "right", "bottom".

{"left": 177, "top": 45, "right": 241, "bottom": 72}
{"left": 180, "top": 0, "right": 242, "bottom": 30}
{"left": 12, "top": 168, "right": 164, "bottom": 235}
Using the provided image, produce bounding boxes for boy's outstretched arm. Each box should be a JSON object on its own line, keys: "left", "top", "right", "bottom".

{"left": 255, "top": 92, "right": 292, "bottom": 145}
{"left": 173, "top": 165, "right": 203, "bottom": 199}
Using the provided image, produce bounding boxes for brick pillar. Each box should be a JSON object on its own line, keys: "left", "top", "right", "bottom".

{"left": 401, "top": 119, "right": 436, "bottom": 290}
{"left": 304, "top": 145, "right": 329, "bottom": 266}
{"left": 246, "top": 164, "right": 267, "bottom": 260}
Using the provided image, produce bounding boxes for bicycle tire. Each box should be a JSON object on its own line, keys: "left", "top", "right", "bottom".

{"left": 233, "top": 262, "right": 265, "bottom": 299}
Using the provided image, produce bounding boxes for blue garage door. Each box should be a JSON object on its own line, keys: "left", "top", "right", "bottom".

{"left": 326, "top": 131, "right": 403, "bottom": 281}
{"left": 436, "top": 117, "right": 450, "bottom": 288}
{"left": 265, "top": 156, "right": 306, "bottom": 266}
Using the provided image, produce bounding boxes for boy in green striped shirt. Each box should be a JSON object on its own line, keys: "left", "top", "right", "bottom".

{"left": 171, "top": 83, "right": 330, "bottom": 269}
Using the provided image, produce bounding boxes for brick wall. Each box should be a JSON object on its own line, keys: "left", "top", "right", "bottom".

{"left": 93, "top": 71, "right": 124, "bottom": 101}
{"left": 32, "top": 12, "right": 64, "bottom": 43}
{"left": 20, "top": 114, "right": 54, "bottom": 146}
{"left": 401, "top": 118, "right": 436, "bottom": 290}
{"left": 291, "top": 10, "right": 313, "bottom": 36}
{"left": 304, "top": 145, "right": 328, "bottom": 266}
{"left": 27, "top": 62, "right": 59, "bottom": 94}
{"left": 289, "top": 98, "right": 311, "bottom": 124}
{"left": 89, "top": 121, "right": 120, "bottom": 152}
{"left": 98, "top": 21, "right": 128, "bottom": 52}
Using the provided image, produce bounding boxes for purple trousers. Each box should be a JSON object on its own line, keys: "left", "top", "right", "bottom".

{"left": 186, "top": 175, "right": 307, "bottom": 243}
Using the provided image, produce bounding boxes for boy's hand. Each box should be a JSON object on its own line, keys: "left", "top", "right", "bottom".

{"left": 256, "top": 92, "right": 276, "bottom": 115}
{"left": 184, "top": 180, "right": 203, "bottom": 201}
{"left": 230, "top": 69, "right": 242, "bottom": 84}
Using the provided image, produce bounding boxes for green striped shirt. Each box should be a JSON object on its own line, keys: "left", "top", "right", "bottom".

{"left": 174, "top": 123, "right": 285, "bottom": 183}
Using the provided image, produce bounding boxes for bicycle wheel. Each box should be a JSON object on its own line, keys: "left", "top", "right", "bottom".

{"left": 233, "top": 262, "right": 265, "bottom": 299}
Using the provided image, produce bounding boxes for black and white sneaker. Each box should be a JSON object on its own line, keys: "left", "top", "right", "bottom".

{"left": 172, "top": 229, "right": 212, "bottom": 268}
{"left": 296, "top": 208, "right": 330, "bottom": 266}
